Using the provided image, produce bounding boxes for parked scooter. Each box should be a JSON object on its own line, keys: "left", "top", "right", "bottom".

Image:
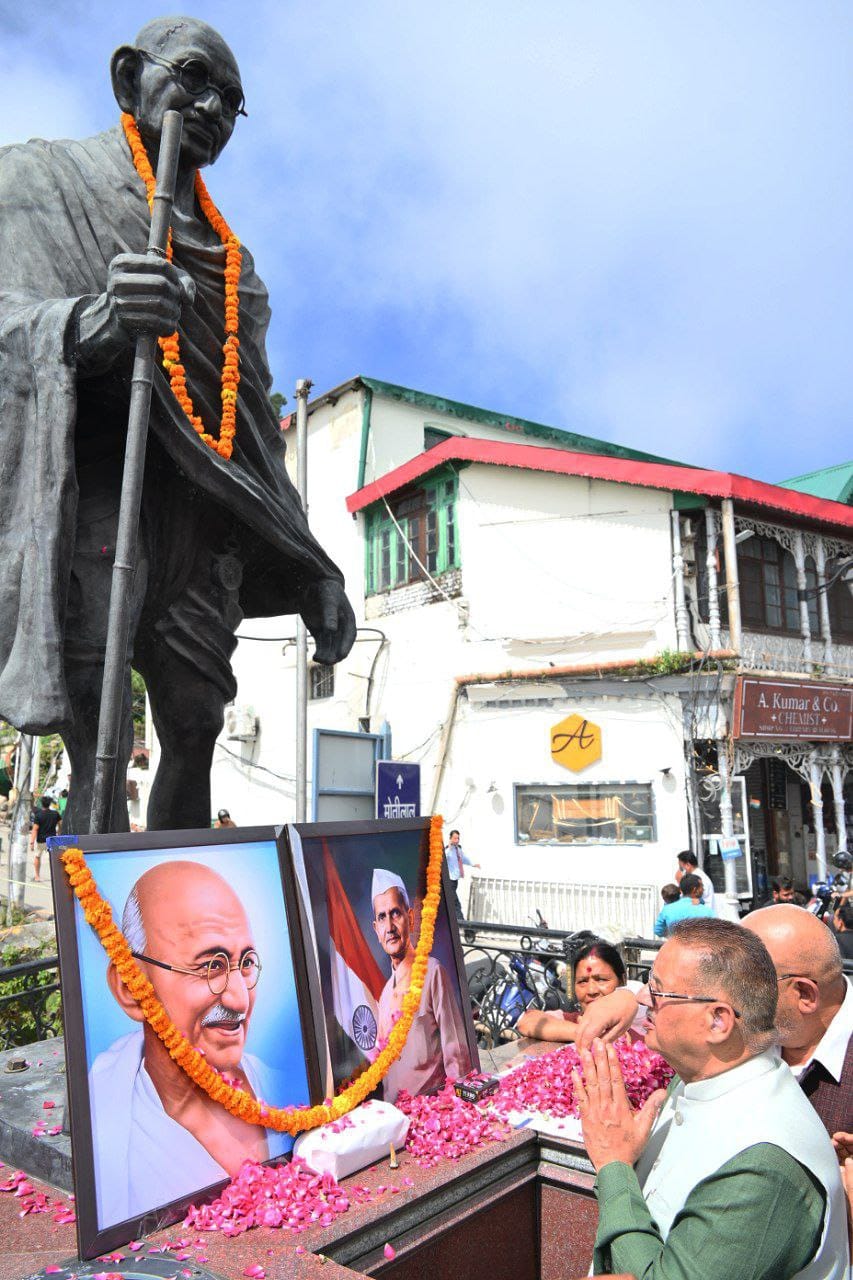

{"left": 807, "top": 852, "right": 852, "bottom": 920}
{"left": 468, "top": 916, "right": 598, "bottom": 1048}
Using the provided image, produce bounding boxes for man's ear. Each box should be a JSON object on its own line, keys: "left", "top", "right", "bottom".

{"left": 111, "top": 45, "right": 141, "bottom": 114}
{"left": 106, "top": 959, "right": 145, "bottom": 1024}
{"left": 793, "top": 977, "right": 820, "bottom": 1014}
{"left": 706, "top": 1003, "right": 737, "bottom": 1043}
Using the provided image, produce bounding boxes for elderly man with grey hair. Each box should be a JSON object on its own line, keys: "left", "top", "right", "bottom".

{"left": 371, "top": 867, "right": 471, "bottom": 1103}
{"left": 88, "top": 860, "right": 289, "bottom": 1229}
{"left": 574, "top": 919, "right": 848, "bottom": 1279}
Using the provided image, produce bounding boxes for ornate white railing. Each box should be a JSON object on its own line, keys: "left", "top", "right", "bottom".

{"left": 467, "top": 876, "right": 659, "bottom": 940}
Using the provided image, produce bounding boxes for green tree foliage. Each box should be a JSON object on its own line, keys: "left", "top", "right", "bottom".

{"left": 131, "top": 668, "right": 147, "bottom": 739}
{"left": 0, "top": 941, "right": 62, "bottom": 1050}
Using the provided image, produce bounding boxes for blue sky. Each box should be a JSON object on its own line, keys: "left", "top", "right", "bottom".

{"left": 2, "top": 1, "right": 851, "bottom": 481}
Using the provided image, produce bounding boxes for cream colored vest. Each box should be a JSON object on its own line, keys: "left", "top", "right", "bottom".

{"left": 634, "top": 1051, "right": 848, "bottom": 1280}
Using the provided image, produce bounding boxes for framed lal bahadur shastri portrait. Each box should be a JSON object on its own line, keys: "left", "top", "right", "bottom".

{"left": 50, "top": 827, "right": 320, "bottom": 1258}
{"left": 288, "top": 818, "right": 478, "bottom": 1104}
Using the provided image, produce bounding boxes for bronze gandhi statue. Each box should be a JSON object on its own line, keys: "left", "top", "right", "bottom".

{"left": 0, "top": 17, "right": 356, "bottom": 832}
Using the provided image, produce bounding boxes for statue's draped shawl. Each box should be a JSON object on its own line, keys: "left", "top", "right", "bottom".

{"left": 0, "top": 127, "right": 343, "bottom": 732}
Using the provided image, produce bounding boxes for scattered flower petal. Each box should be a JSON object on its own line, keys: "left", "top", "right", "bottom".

{"left": 491, "top": 1037, "right": 673, "bottom": 1122}
{"left": 395, "top": 1086, "right": 511, "bottom": 1168}
{"left": 383, "top": 1244, "right": 396, "bottom": 1260}
{"left": 184, "top": 1157, "right": 372, "bottom": 1238}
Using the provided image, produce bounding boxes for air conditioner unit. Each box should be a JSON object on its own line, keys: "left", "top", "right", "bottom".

{"left": 224, "top": 705, "right": 259, "bottom": 741}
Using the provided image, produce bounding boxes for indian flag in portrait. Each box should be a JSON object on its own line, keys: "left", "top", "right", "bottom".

{"left": 322, "top": 841, "right": 385, "bottom": 1060}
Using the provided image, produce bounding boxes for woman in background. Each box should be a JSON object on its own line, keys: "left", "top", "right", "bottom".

{"left": 516, "top": 939, "right": 644, "bottom": 1043}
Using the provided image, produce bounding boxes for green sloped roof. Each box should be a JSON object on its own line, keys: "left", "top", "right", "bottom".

{"left": 777, "top": 462, "right": 853, "bottom": 505}
{"left": 359, "top": 376, "right": 689, "bottom": 468}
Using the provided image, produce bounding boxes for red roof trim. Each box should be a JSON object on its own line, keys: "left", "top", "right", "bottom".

{"left": 345, "top": 438, "right": 853, "bottom": 532}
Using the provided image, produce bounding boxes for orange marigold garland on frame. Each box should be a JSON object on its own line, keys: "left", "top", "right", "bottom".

{"left": 120, "top": 112, "right": 241, "bottom": 461}
{"left": 60, "top": 815, "right": 446, "bottom": 1136}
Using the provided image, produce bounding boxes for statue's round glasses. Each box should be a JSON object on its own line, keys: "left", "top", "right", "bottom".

{"left": 131, "top": 948, "right": 261, "bottom": 995}
{"left": 139, "top": 51, "right": 248, "bottom": 119}
{"left": 644, "top": 981, "right": 741, "bottom": 1019}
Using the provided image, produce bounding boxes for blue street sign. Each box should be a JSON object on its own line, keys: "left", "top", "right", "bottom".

{"left": 718, "top": 835, "right": 743, "bottom": 861}
{"left": 376, "top": 760, "right": 421, "bottom": 820}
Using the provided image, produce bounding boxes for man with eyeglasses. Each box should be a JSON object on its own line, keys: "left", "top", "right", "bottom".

{"left": 573, "top": 919, "right": 847, "bottom": 1279}
{"left": 88, "top": 860, "right": 289, "bottom": 1226}
{"left": 0, "top": 16, "right": 355, "bottom": 833}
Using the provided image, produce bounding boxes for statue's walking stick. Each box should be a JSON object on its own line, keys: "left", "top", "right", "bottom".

{"left": 89, "top": 110, "right": 183, "bottom": 834}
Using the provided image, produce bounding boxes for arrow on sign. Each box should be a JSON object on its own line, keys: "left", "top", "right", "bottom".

{"left": 396, "top": 773, "right": 404, "bottom": 789}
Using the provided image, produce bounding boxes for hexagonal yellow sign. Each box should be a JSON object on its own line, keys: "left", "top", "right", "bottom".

{"left": 551, "top": 714, "right": 602, "bottom": 772}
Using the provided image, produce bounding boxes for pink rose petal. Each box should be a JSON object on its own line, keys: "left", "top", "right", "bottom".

{"left": 489, "top": 1037, "right": 673, "bottom": 1124}
{"left": 383, "top": 1244, "right": 396, "bottom": 1260}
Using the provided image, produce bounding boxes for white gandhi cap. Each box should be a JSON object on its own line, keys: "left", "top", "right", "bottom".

{"left": 371, "top": 867, "right": 410, "bottom": 909}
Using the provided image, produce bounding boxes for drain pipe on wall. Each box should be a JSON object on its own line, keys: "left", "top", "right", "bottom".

{"left": 294, "top": 377, "right": 312, "bottom": 822}
{"left": 720, "top": 499, "right": 742, "bottom": 657}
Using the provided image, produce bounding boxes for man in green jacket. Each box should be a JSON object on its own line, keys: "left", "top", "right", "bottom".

{"left": 574, "top": 918, "right": 848, "bottom": 1279}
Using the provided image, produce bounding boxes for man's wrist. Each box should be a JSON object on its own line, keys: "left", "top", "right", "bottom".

{"left": 594, "top": 1158, "right": 637, "bottom": 1187}
{"left": 74, "top": 293, "right": 127, "bottom": 375}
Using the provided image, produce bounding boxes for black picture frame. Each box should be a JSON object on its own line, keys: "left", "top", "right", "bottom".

{"left": 50, "top": 825, "right": 322, "bottom": 1259}
{"left": 286, "top": 817, "right": 479, "bottom": 1103}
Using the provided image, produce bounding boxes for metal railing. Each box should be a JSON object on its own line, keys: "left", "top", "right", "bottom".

{"left": 467, "top": 876, "right": 658, "bottom": 939}
{"left": 0, "top": 953, "right": 61, "bottom": 1050}
{"left": 460, "top": 920, "right": 658, "bottom": 1049}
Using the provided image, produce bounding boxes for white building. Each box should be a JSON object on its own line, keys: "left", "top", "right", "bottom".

{"left": 207, "top": 378, "right": 853, "bottom": 935}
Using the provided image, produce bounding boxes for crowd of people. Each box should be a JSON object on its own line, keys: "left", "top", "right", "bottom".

{"left": 515, "top": 845, "right": 853, "bottom": 1277}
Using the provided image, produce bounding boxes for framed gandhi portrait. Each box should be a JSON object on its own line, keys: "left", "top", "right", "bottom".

{"left": 287, "top": 818, "right": 478, "bottom": 1104}
{"left": 50, "top": 827, "right": 320, "bottom": 1258}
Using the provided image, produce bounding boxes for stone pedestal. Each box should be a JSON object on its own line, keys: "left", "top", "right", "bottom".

{"left": 0, "top": 1037, "right": 600, "bottom": 1280}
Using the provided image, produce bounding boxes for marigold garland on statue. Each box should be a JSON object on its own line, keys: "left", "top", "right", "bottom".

{"left": 60, "top": 815, "right": 445, "bottom": 1135}
{"left": 121, "top": 112, "right": 241, "bottom": 461}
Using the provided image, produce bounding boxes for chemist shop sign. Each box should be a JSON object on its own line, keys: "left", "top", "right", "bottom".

{"left": 733, "top": 676, "right": 853, "bottom": 742}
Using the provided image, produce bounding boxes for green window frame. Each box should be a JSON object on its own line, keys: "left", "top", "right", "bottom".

{"left": 365, "top": 470, "right": 459, "bottom": 595}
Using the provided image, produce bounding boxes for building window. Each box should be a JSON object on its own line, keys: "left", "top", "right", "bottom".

{"left": 828, "top": 559, "right": 853, "bottom": 642}
{"left": 736, "top": 535, "right": 819, "bottom": 635}
{"left": 697, "top": 521, "right": 853, "bottom": 644}
{"left": 365, "top": 470, "right": 459, "bottom": 594}
{"left": 309, "top": 664, "right": 334, "bottom": 700}
{"left": 515, "top": 783, "right": 656, "bottom": 845}
{"left": 424, "top": 426, "right": 454, "bottom": 451}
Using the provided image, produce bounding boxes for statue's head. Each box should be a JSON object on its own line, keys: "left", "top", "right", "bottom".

{"left": 111, "top": 16, "right": 244, "bottom": 170}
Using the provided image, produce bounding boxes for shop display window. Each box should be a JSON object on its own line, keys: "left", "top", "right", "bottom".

{"left": 515, "top": 782, "right": 655, "bottom": 844}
